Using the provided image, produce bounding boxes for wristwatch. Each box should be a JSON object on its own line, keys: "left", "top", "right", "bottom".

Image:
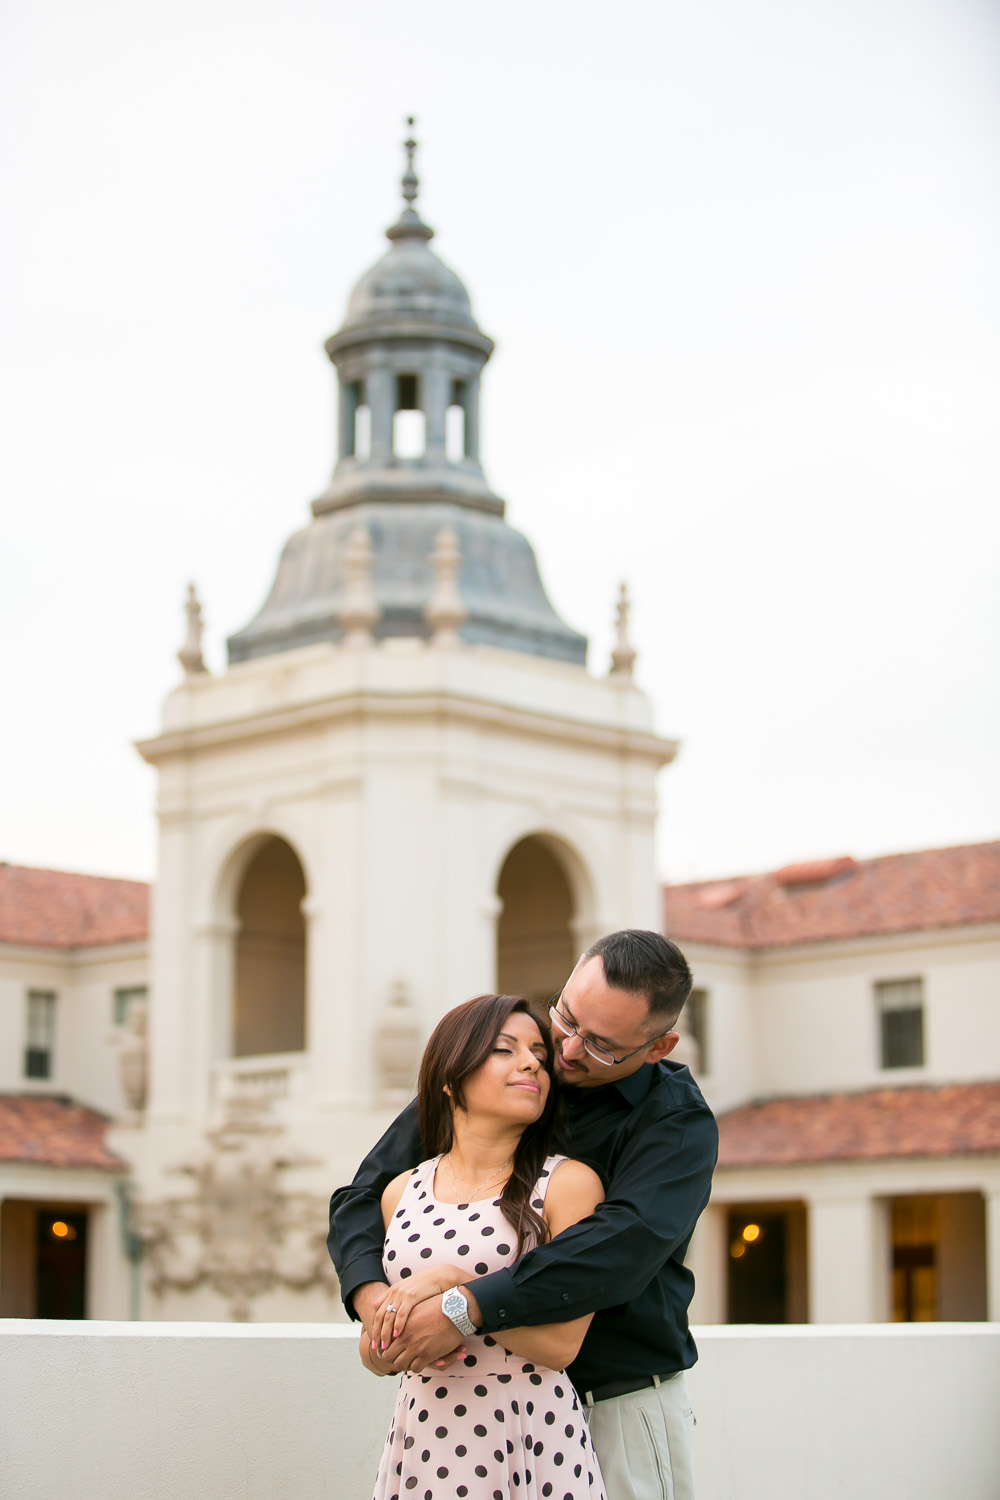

{"left": 441, "top": 1287, "right": 479, "bottom": 1338}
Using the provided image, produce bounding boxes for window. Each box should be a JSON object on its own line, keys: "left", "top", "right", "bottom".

{"left": 393, "top": 373, "right": 425, "bottom": 457}
{"left": 446, "top": 379, "right": 467, "bottom": 461}
{"left": 113, "top": 986, "right": 148, "bottom": 1026}
{"left": 25, "top": 991, "right": 56, "bottom": 1079}
{"left": 877, "top": 978, "right": 924, "bottom": 1069}
{"left": 685, "top": 987, "right": 710, "bottom": 1074}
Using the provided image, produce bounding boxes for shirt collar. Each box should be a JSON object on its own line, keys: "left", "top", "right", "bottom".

{"left": 610, "top": 1062, "right": 658, "bottom": 1107}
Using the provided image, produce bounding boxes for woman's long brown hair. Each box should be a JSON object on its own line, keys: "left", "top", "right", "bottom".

{"left": 417, "top": 994, "right": 560, "bottom": 1257}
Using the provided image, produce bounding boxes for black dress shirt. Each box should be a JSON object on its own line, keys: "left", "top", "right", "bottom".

{"left": 328, "top": 1059, "right": 718, "bottom": 1390}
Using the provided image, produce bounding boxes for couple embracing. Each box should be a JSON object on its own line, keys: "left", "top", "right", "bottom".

{"left": 328, "top": 929, "right": 718, "bottom": 1500}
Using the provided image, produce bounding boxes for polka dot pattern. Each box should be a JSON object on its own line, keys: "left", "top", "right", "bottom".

{"left": 372, "top": 1156, "right": 606, "bottom": 1500}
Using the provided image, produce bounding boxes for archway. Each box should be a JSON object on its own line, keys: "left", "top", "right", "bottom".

{"left": 496, "top": 836, "right": 576, "bottom": 1003}
{"left": 233, "top": 836, "right": 307, "bottom": 1057}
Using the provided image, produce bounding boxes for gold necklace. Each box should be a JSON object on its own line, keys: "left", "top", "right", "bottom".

{"left": 445, "top": 1151, "right": 513, "bottom": 1203}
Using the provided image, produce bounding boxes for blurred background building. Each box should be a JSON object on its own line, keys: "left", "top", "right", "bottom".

{"left": 1, "top": 141, "right": 998, "bottom": 1329}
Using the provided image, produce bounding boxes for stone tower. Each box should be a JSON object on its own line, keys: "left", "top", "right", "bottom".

{"left": 126, "top": 132, "right": 677, "bottom": 1322}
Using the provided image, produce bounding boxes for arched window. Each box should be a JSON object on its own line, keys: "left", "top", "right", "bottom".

{"left": 233, "top": 837, "right": 307, "bottom": 1057}
{"left": 496, "top": 837, "right": 576, "bottom": 1003}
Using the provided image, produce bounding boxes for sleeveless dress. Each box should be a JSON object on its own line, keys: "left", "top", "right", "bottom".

{"left": 372, "top": 1154, "right": 608, "bottom": 1500}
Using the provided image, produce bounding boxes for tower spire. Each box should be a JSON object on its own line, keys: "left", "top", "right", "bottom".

{"left": 386, "top": 116, "right": 434, "bottom": 243}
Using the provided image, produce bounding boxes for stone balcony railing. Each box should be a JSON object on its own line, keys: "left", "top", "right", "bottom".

{"left": 2, "top": 1322, "right": 998, "bottom": 1500}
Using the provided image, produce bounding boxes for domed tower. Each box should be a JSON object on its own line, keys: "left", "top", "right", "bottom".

{"left": 228, "top": 129, "right": 586, "bottom": 665}
{"left": 131, "top": 129, "right": 675, "bottom": 1324}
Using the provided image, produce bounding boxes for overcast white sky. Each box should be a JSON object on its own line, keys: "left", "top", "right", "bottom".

{"left": 2, "top": 0, "right": 998, "bottom": 886}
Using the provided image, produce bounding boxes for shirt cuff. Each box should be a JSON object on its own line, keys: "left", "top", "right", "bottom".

{"left": 338, "top": 1255, "right": 390, "bottom": 1321}
{"left": 468, "top": 1268, "right": 520, "bottom": 1334}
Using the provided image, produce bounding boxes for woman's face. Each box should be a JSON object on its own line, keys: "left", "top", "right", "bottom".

{"left": 454, "top": 1010, "right": 551, "bottom": 1127}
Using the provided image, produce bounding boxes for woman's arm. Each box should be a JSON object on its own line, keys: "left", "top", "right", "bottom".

{"left": 490, "top": 1159, "right": 604, "bottom": 1369}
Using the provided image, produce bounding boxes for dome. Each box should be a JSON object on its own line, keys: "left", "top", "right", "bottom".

{"left": 343, "top": 238, "right": 476, "bottom": 333}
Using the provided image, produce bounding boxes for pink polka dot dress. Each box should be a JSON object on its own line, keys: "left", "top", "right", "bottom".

{"left": 372, "top": 1154, "right": 608, "bottom": 1500}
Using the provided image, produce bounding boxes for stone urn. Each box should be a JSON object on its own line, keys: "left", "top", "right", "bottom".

{"left": 374, "top": 980, "right": 421, "bottom": 1097}
{"left": 119, "top": 999, "right": 148, "bottom": 1113}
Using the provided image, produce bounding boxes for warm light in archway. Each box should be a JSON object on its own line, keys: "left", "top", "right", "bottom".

{"left": 742, "top": 1223, "right": 761, "bottom": 1243}
{"left": 730, "top": 1242, "right": 746, "bottom": 1259}
{"left": 51, "top": 1220, "right": 76, "bottom": 1240}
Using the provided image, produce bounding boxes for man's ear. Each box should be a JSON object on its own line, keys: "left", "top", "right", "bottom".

{"left": 647, "top": 1031, "right": 680, "bottom": 1064}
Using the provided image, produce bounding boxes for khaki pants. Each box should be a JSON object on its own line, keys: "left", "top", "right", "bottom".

{"left": 584, "top": 1373, "right": 696, "bottom": 1500}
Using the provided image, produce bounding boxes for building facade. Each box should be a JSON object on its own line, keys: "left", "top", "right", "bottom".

{"left": 1, "top": 140, "right": 998, "bottom": 1331}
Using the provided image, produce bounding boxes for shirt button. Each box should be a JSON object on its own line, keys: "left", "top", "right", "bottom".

{"left": 562, "top": 1294, "right": 570, "bottom": 1302}
{"left": 498, "top": 1309, "right": 507, "bottom": 1319}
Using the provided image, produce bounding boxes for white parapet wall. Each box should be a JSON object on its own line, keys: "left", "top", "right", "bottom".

{"left": 1, "top": 1321, "right": 998, "bottom": 1500}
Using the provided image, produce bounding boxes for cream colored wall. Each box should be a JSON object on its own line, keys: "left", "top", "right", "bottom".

{"left": 0, "top": 942, "right": 148, "bottom": 1115}
{"left": 747, "top": 925, "right": 1000, "bottom": 1099}
{"left": 4, "top": 1322, "right": 999, "bottom": 1500}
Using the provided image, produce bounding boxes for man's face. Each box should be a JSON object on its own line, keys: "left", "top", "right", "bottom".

{"left": 551, "top": 954, "right": 679, "bottom": 1090}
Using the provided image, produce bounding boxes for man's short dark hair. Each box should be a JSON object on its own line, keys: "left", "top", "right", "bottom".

{"left": 584, "top": 929, "right": 692, "bottom": 1030}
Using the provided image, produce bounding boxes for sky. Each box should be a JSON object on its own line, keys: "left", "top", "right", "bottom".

{"left": 2, "top": 0, "right": 998, "bottom": 886}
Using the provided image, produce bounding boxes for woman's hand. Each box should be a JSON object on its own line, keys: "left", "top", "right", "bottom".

{"left": 370, "top": 1264, "right": 466, "bottom": 1354}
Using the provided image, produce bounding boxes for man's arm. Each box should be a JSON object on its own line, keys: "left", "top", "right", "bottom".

{"left": 327, "top": 1097, "right": 424, "bottom": 1321}
{"left": 469, "top": 1098, "right": 718, "bottom": 1334}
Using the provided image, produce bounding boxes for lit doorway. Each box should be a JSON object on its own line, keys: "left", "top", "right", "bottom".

{"left": 0, "top": 1202, "right": 88, "bottom": 1319}
{"left": 726, "top": 1203, "right": 808, "bottom": 1323}
{"left": 890, "top": 1193, "right": 986, "bottom": 1322}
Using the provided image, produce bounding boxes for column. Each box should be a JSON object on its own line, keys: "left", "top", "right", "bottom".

{"left": 985, "top": 1187, "right": 1000, "bottom": 1322}
{"left": 367, "top": 366, "right": 394, "bottom": 462}
{"left": 463, "top": 375, "right": 480, "bottom": 462}
{"left": 807, "top": 1192, "right": 889, "bottom": 1323}
{"left": 423, "top": 364, "right": 449, "bottom": 458}
{"left": 686, "top": 1202, "right": 727, "bottom": 1324}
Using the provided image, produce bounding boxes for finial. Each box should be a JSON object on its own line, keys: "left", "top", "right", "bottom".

{"left": 426, "top": 526, "right": 467, "bottom": 647}
{"left": 178, "top": 582, "right": 208, "bottom": 676}
{"left": 386, "top": 117, "right": 434, "bottom": 243}
{"left": 402, "top": 116, "right": 419, "bottom": 206}
{"left": 339, "top": 523, "right": 379, "bottom": 646}
{"left": 609, "top": 581, "right": 637, "bottom": 678}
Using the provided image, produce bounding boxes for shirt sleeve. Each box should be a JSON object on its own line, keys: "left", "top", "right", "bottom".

{"left": 327, "top": 1097, "right": 424, "bottom": 1320}
{"left": 471, "top": 1097, "right": 719, "bottom": 1333}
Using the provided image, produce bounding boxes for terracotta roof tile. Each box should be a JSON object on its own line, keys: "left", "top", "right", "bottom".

{"left": 0, "top": 1094, "right": 126, "bottom": 1170}
{"left": 0, "top": 864, "right": 149, "bottom": 949}
{"left": 663, "top": 841, "right": 1000, "bottom": 949}
{"left": 717, "top": 1081, "right": 1000, "bottom": 1168}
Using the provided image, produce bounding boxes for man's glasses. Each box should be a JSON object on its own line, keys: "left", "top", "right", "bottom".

{"left": 547, "top": 999, "right": 668, "bottom": 1067}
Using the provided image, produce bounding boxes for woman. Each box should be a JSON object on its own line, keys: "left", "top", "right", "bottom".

{"left": 363, "top": 992, "right": 608, "bottom": 1500}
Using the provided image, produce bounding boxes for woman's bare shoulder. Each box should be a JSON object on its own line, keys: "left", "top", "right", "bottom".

{"left": 380, "top": 1169, "right": 416, "bottom": 1226}
{"left": 543, "top": 1157, "right": 605, "bottom": 1233}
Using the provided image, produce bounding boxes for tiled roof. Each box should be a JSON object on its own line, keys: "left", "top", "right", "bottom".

{"left": 0, "top": 864, "right": 149, "bottom": 949}
{"left": 663, "top": 841, "right": 1000, "bottom": 950}
{"left": 0, "top": 1095, "right": 126, "bottom": 1170}
{"left": 717, "top": 1081, "right": 1000, "bottom": 1168}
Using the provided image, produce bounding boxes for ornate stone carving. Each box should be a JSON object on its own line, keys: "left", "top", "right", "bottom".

{"left": 117, "top": 998, "right": 148, "bottom": 1114}
{"left": 339, "top": 523, "right": 379, "bottom": 646}
{"left": 374, "top": 979, "right": 422, "bottom": 1097}
{"left": 609, "top": 581, "right": 637, "bottom": 678}
{"left": 178, "top": 582, "right": 208, "bottom": 675}
{"left": 132, "top": 1096, "right": 337, "bottom": 1321}
{"left": 426, "top": 526, "right": 467, "bottom": 647}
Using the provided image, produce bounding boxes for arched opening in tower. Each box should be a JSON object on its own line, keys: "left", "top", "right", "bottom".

{"left": 496, "top": 837, "right": 576, "bottom": 1004}
{"left": 233, "top": 837, "right": 307, "bottom": 1057}
{"left": 393, "top": 372, "right": 426, "bottom": 457}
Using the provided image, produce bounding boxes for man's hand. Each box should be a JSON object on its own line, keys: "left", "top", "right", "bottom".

{"left": 352, "top": 1280, "right": 390, "bottom": 1338}
{"left": 358, "top": 1331, "right": 397, "bottom": 1377}
{"left": 385, "top": 1296, "right": 466, "bottom": 1374}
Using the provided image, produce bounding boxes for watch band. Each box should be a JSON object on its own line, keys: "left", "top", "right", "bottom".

{"left": 441, "top": 1287, "right": 478, "bottom": 1338}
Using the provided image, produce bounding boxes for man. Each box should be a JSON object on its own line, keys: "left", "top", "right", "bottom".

{"left": 328, "top": 929, "right": 718, "bottom": 1500}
